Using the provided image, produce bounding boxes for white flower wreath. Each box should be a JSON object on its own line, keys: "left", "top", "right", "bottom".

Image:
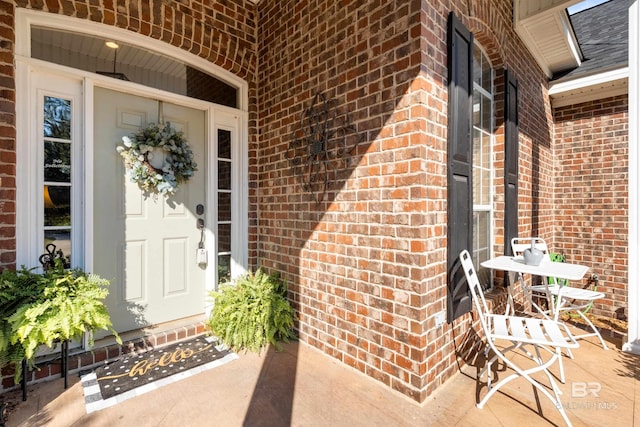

{"left": 117, "top": 122, "right": 198, "bottom": 196}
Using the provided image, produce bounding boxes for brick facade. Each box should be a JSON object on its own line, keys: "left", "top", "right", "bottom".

{"left": 553, "top": 95, "right": 629, "bottom": 320}
{"left": 0, "top": 2, "right": 16, "bottom": 266}
{"left": 256, "top": 0, "right": 556, "bottom": 401}
{"left": 0, "top": 0, "right": 629, "bottom": 403}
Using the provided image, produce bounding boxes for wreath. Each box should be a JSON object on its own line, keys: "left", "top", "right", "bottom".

{"left": 117, "top": 122, "right": 197, "bottom": 196}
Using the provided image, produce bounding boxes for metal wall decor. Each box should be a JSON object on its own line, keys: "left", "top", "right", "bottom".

{"left": 286, "top": 92, "right": 362, "bottom": 203}
{"left": 39, "top": 243, "right": 70, "bottom": 271}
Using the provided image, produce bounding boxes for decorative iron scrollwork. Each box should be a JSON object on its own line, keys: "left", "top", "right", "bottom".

{"left": 39, "top": 243, "right": 70, "bottom": 271}
{"left": 286, "top": 92, "right": 362, "bottom": 203}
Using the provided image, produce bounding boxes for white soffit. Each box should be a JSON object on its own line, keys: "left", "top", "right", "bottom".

{"left": 549, "top": 67, "right": 629, "bottom": 107}
{"left": 514, "top": 0, "right": 583, "bottom": 77}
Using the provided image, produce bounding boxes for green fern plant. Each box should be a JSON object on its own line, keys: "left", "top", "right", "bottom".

{"left": 208, "top": 269, "right": 296, "bottom": 353}
{"left": 1, "top": 260, "right": 121, "bottom": 382}
{"left": 0, "top": 267, "right": 45, "bottom": 381}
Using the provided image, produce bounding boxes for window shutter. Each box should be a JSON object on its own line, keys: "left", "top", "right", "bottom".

{"left": 446, "top": 12, "right": 473, "bottom": 322}
{"left": 504, "top": 70, "right": 519, "bottom": 256}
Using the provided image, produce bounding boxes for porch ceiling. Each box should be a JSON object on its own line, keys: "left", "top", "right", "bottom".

{"left": 514, "top": 0, "right": 584, "bottom": 78}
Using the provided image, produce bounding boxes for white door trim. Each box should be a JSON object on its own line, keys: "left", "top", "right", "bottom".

{"left": 15, "top": 10, "right": 250, "bottom": 315}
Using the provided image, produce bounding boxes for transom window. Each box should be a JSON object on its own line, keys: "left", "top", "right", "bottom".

{"left": 31, "top": 27, "right": 238, "bottom": 108}
{"left": 472, "top": 45, "right": 494, "bottom": 271}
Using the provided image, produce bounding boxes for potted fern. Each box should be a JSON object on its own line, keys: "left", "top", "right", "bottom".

{"left": 0, "top": 260, "right": 121, "bottom": 383}
{"left": 0, "top": 267, "right": 45, "bottom": 382}
{"left": 207, "top": 269, "right": 296, "bottom": 352}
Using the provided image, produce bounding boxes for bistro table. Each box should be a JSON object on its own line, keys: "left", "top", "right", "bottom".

{"left": 480, "top": 256, "right": 589, "bottom": 317}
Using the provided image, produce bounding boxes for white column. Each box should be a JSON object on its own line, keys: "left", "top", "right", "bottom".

{"left": 624, "top": 0, "right": 640, "bottom": 354}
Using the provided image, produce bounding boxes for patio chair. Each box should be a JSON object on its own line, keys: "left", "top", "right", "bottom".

{"left": 511, "top": 238, "right": 608, "bottom": 350}
{"left": 459, "top": 250, "right": 579, "bottom": 426}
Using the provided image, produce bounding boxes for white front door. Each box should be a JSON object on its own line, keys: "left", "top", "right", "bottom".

{"left": 93, "top": 87, "right": 207, "bottom": 333}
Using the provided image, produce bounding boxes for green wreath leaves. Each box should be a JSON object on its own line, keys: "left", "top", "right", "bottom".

{"left": 117, "top": 122, "right": 197, "bottom": 196}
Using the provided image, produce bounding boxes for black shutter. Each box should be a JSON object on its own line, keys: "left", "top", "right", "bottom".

{"left": 504, "top": 70, "right": 519, "bottom": 256}
{"left": 446, "top": 12, "right": 473, "bottom": 323}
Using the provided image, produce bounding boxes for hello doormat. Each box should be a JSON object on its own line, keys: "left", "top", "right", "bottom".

{"left": 81, "top": 335, "right": 237, "bottom": 413}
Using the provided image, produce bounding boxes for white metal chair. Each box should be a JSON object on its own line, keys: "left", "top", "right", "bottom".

{"left": 511, "top": 238, "right": 608, "bottom": 350}
{"left": 459, "top": 250, "right": 579, "bottom": 426}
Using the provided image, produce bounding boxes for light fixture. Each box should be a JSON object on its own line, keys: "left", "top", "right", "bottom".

{"left": 97, "top": 41, "right": 129, "bottom": 80}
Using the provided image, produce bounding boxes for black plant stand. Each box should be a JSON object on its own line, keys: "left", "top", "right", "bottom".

{"left": 18, "top": 246, "right": 73, "bottom": 402}
{"left": 61, "top": 340, "right": 69, "bottom": 389}
{"left": 20, "top": 360, "right": 27, "bottom": 402}
{"left": 20, "top": 340, "right": 69, "bottom": 402}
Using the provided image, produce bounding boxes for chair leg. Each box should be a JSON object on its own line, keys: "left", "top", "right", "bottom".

{"left": 477, "top": 344, "right": 572, "bottom": 427}
{"left": 553, "top": 299, "right": 607, "bottom": 351}
{"left": 574, "top": 309, "right": 608, "bottom": 350}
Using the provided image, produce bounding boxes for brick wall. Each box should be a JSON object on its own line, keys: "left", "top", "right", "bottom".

{"left": 0, "top": 1, "right": 16, "bottom": 266}
{"left": 553, "top": 95, "right": 629, "bottom": 319}
{"left": 256, "top": 0, "right": 555, "bottom": 401}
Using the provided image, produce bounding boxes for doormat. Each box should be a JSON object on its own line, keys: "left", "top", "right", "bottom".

{"left": 80, "top": 335, "right": 237, "bottom": 413}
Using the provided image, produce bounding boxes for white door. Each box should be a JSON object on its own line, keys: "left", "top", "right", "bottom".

{"left": 93, "top": 87, "right": 207, "bottom": 333}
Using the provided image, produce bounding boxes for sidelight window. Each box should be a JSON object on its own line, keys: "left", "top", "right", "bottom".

{"left": 43, "top": 96, "right": 73, "bottom": 264}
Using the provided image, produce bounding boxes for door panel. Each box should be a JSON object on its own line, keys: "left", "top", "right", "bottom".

{"left": 93, "top": 87, "right": 207, "bottom": 334}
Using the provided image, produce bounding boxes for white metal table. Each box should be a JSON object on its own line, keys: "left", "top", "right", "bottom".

{"left": 481, "top": 256, "right": 590, "bottom": 316}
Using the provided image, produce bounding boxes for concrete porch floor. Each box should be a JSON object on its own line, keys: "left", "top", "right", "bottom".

{"left": 2, "top": 326, "right": 638, "bottom": 426}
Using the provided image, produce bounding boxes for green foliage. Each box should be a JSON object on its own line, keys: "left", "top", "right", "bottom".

{"left": 208, "top": 269, "right": 296, "bottom": 353}
{"left": 0, "top": 261, "right": 121, "bottom": 382}
{"left": 0, "top": 267, "right": 44, "bottom": 380}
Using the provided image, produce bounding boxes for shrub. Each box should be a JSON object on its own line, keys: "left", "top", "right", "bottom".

{"left": 208, "top": 269, "right": 296, "bottom": 353}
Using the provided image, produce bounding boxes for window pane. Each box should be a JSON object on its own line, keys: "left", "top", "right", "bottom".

{"left": 218, "top": 161, "right": 231, "bottom": 190}
{"left": 480, "top": 132, "right": 490, "bottom": 169}
{"left": 473, "top": 45, "right": 482, "bottom": 87}
{"left": 473, "top": 92, "right": 480, "bottom": 128}
{"left": 44, "top": 186, "right": 71, "bottom": 226}
{"left": 44, "top": 141, "right": 71, "bottom": 182}
{"left": 218, "top": 192, "right": 231, "bottom": 222}
{"left": 481, "top": 95, "right": 492, "bottom": 132}
{"left": 481, "top": 61, "right": 492, "bottom": 93}
{"left": 473, "top": 167, "right": 481, "bottom": 206}
{"left": 44, "top": 229, "right": 71, "bottom": 264}
{"left": 480, "top": 168, "right": 490, "bottom": 205}
{"left": 473, "top": 131, "right": 491, "bottom": 206}
{"left": 473, "top": 211, "right": 490, "bottom": 264}
{"left": 43, "top": 96, "right": 71, "bottom": 139}
{"left": 218, "top": 254, "right": 231, "bottom": 285}
{"left": 218, "top": 129, "right": 231, "bottom": 159}
{"left": 218, "top": 223, "right": 232, "bottom": 253}
{"left": 186, "top": 67, "right": 237, "bottom": 108}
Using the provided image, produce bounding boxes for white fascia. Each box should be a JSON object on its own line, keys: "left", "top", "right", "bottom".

{"left": 549, "top": 67, "right": 629, "bottom": 95}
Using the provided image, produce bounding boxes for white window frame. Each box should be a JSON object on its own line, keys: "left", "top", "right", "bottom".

{"left": 472, "top": 44, "right": 495, "bottom": 271}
